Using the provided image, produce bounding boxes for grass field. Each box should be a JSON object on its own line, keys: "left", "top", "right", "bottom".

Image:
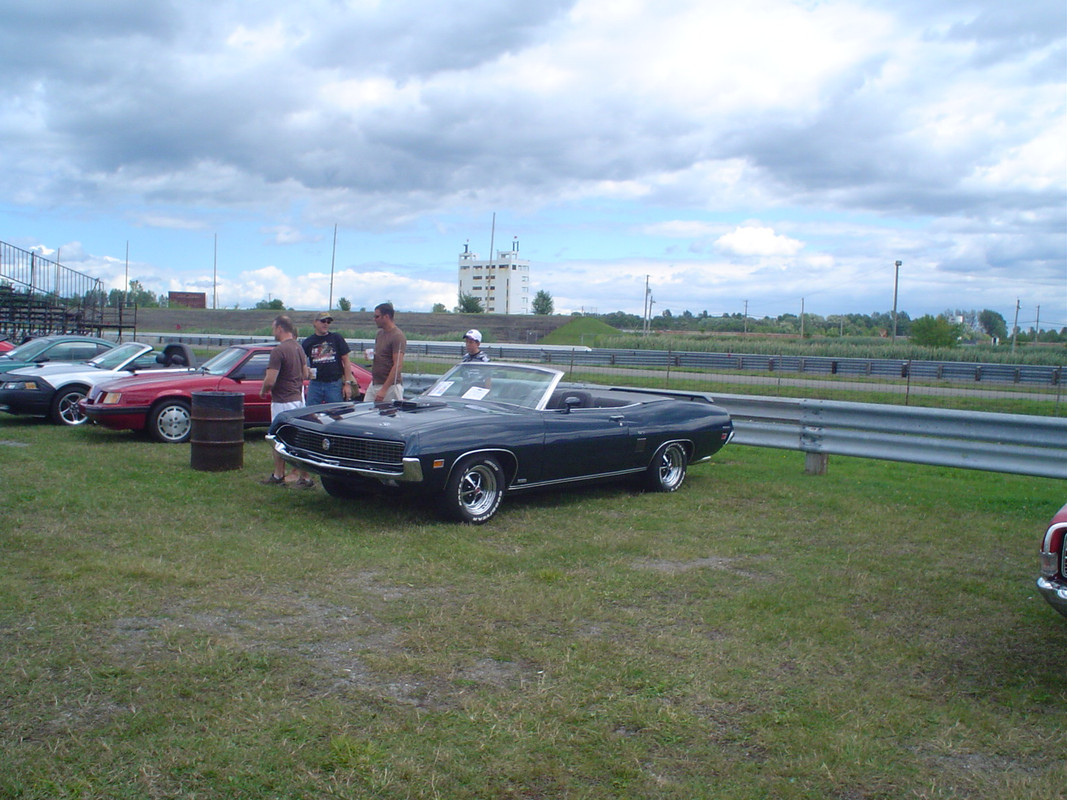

{"left": 1, "top": 419, "right": 1064, "bottom": 799}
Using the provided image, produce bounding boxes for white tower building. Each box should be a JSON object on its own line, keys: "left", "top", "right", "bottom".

{"left": 457, "top": 238, "right": 530, "bottom": 314}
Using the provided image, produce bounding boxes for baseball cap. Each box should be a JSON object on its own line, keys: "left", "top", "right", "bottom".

{"left": 315, "top": 311, "right": 334, "bottom": 322}
{"left": 463, "top": 329, "right": 482, "bottom": 343}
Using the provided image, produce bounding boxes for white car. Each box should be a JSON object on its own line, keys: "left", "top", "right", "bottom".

{"left": 0, "top": 342, "right": 196, "bottom": 425}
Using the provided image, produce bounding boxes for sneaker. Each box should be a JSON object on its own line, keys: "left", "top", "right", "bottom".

{"left": 260, "top": 474, "right": 286, "bottom": 485}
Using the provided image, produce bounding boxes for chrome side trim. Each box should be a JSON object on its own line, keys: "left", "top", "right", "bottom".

{"left": 507, "top": 467, "right": 645, "bottom": 492}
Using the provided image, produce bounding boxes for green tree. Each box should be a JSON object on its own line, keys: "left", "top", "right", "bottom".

{"left": 457, "top": 292, "right": 483, "bottom": 313}
{"left": 531, "top": 290, "right": 554, "bottom": 315}
{"left": 337, "top": 297, "right": 352, "bottom": 312}
{"left": 126, "top": 279, "right": 158, "bottom": 307}
{"left": 432, "top": 302, "right": 448, "bottom": 313}
{"left": 255, "top": 298, "right": 285, "bottom": 310}
{"left": 909, "top": 314, "right": 963, "bottom": 347}
{"left": 978, "top": 309, "right": 1008, "bottom": 340}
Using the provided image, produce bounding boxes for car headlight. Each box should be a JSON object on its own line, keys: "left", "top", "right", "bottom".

{"left": 101, "top": 392, "right": 123, "bottom": 404}
{"left": 2, "top": 380, "right": 40, "bottom": 390}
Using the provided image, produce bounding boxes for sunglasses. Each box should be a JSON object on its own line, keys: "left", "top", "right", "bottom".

{"left": 319, "top": 318, "right": 333, "bottom": 324}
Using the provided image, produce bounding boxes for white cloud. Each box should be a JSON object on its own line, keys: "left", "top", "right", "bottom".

{"left": 714, "top": 226, "right": 804, "bottom": 258}
{"left": 0, "top": 0, "right": 1062, "bottom": 327}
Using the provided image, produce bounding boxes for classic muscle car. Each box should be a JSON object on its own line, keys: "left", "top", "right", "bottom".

{"left": 81, "top": 343, "right": 371, "bottom": 443}
{"left": 0, "top": 342, "right": 195, "bottom": 425}
{"left": 267, "top": 361, "right": 733, "bottom": 523}
{"left": 1038, "top": 500, "right": 1067, "bottom": 618}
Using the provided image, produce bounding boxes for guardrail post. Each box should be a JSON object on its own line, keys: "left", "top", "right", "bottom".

{"left": 805, "top": 452, "right": 829, "bottom": 475}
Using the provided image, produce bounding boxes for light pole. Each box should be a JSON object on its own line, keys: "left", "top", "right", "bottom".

{"left": 891, "top": 260, "right": 902, "bottom": 341}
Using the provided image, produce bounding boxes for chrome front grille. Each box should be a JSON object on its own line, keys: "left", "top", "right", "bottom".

{"left": 278, "top": 425, "right": 405, "bottom": 466}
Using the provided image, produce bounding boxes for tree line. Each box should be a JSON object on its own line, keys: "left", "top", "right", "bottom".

{"left": 595, "top": 308, "right": 1065, "bottom": 346}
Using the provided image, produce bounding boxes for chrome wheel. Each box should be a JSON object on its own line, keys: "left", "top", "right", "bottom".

{"left": 442, "top": 455, "right": 505, "bottom": 524}
{"left": 645, "top": 442, "right": 687, "bottom": 492}
{"left": 149, "top": 400, "right": 192, "bottom": 443}
{"left": 51, "top": 387, "right": 88, "bottom": 426}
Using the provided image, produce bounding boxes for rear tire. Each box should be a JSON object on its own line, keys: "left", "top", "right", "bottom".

{"left": 148, "top": 399, "right": 192, "bottom": 443}
{"left": 644, "top": 442, "right": 688, "bottom": 492}
{"left": 51, "top": 386, "right": 89, "bottom": 426}
{"left": 440, "top": 455, "right": 505, "bottom": 524}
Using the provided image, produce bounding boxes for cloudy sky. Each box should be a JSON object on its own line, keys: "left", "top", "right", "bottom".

{"left": 1, "top": 0, "right": 1064, "bottom": 329}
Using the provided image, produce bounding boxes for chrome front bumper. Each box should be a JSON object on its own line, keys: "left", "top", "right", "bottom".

{"left": 267, "top": 434, "right": 425, "bottom": 483}
{"left": 1037, "top": 576, "right": 1067, "bottom": 618}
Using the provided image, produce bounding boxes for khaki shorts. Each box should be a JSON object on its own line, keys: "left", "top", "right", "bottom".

{"left": 367, "top": 383, "right": 404, "bottom": 403}
{"left": 271, "top": 399, "right": 304, "bottom": 421}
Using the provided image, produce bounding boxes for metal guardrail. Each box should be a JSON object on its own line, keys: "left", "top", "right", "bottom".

{"left": 141, "top": 334, "right": 1063, "bottom": 388}
{"left": 709, "top": 393, "right": 1067, "bottom": 479}
{"left": 546, "top": 349, "right": 1063, "bottom": 387}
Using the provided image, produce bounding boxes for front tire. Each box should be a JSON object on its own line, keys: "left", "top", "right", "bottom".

{"left": 148, "top": 399, "right": 192, "bottom": 443}
{"left": 440, "top": 455, "right": 505, "bottom": 524}
{"left": 51, "top": 386, "right": 89, "bottom": 426}
{"left": 644, "top": 442, "right": 688, "bottom": 492}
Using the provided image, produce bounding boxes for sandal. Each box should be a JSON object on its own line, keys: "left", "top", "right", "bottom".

{"left": 295, "top": 478, "right": 316, "bottom": 488}
{"left": 260, "top": 474, "right": 287, "bottom": 485}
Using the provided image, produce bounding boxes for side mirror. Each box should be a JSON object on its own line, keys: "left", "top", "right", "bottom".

{"left": 563, "top": 396, "right": 582, "bottom": 414}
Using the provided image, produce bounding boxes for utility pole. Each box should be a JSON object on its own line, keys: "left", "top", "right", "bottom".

{"left": 743, "top": 300, "right": 748, "bottom": 334}
{"left": 212, "top": 233, "right": 218, "bottom": 310}
{"left": 800, "top": 297, "right": 805, "bottom": 338}
{"left": 643, "top": 275, "right": 651, "bottom": 334}
{"left": 328, "top": 224, "right": 337, "bottom": 310}
{"left": 1010, "top": 298, "right": 1020, "bottom": 353}
{"left": 891, "top": 260, "right": 902, "bottom": 341}
{"left": 1035, "top": 305, "right": 1041, "bottom": 341}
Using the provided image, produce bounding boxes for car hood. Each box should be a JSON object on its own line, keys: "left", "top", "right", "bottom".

{"left": 281, "top": 398, "right": 514, "bottom": 437}
{"left": 3, "top": 362, "right": 111, "bottom": 381}
{"left": 93, "top": 369, "right": 205, "bottom": 392}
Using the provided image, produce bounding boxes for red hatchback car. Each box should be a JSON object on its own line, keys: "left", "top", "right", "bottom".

{"left": 81, "top": 343, "right": 371, "bottom": 443}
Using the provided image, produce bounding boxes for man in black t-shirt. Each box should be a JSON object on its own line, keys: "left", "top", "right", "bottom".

{"left": 302, "top": 311, "right": 355, "bottom": 405}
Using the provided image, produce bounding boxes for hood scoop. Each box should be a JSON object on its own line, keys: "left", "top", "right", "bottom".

{"left": 382, "top": 399, "right": 448, "bottom": 415}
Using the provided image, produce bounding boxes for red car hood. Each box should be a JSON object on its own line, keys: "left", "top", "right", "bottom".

{"left": 93, "top": 369, "right": 205, "bottom": 393}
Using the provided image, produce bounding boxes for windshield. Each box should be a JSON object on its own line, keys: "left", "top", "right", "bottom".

{"left": 199, "top": 346, "right": 253, "bottom": 376}
{"left": 424, "top": 362, "right": 563, "bottom": 410}
{"left": 89, "top": 342, "right": 148, "bottom": 370}
{"left": 1, "top": 338, "right": 54, "bottom": 361}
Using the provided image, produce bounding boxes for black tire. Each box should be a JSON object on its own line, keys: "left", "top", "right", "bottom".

{"left": 644, "top": 442, "right": 688, "bottom": 492}
{"left": 50, "top": 386, "right": 89, "bottom": 426}
{"left": 148, "top": 398, "right": 192, "bottom": 443}
{"left": 440, "top": 455, "right": 505, "bottom": 524}
{"left": 321, "top": 476, "right": 374, "bottom": 499}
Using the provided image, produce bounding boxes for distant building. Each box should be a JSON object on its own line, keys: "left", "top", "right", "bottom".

{"left": 457, "top": 238, "right": 530, "bottom": 314}
{"left": 169, "top": 291, "right": 206, "bottom": 309}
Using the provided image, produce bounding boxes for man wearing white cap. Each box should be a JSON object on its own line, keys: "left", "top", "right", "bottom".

{"left": 462, "top": 329, "right": 489, "bottom": 362}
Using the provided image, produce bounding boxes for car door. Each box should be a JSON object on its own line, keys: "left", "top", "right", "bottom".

{"left": 222, "top": 351, "right": 272, "bottom": 424}
{"left": 539, "top": 404, "right": 638, "bottom": 483}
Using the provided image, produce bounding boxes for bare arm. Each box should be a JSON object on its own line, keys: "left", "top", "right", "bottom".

{"left": 260, "top": 367, "right": 279, "bottom": 398}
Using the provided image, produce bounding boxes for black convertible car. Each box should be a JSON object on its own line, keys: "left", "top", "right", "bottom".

{"left": 267, "top": 362, "right": 733, "bottom": 523}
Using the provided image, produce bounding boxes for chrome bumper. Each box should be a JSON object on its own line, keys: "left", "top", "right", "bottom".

{"left": 267, "top": 434, "right": 424, "bottom": 483}
{"left": 1037, "top": 576, "right": 1067, "bottom": 617}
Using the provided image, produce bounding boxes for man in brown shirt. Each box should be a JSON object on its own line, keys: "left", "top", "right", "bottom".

{"left": 368, "top": 302, "right": 406, "bottom": 403}
{"left": 260, "top": 315, "right": 311, "bottom": 485}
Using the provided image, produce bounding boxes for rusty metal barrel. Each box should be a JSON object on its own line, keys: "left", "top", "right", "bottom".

{"left": 190, "top": 391, "right": 244, "bottom": 471}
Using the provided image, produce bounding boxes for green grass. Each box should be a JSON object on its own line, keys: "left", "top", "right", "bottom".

{"left": 1, "top": 420, "right": 1065, "bottom": 799}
